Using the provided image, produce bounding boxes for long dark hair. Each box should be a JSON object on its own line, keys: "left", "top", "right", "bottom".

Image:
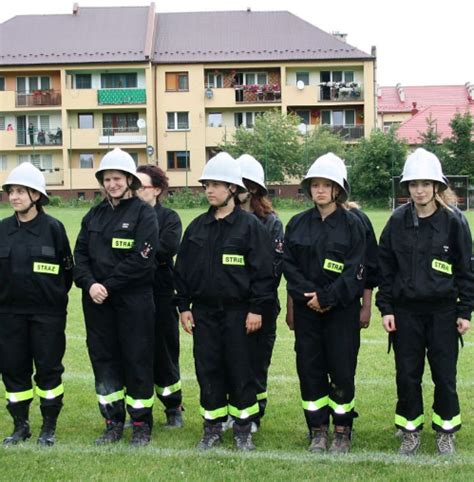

{"left": 136, "top": 164, "right": 169, "bottom": 199}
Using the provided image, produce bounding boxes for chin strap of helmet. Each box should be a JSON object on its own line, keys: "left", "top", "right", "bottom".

{"left": 104, "top": 173, "right": 133, "bottom": 209}
{"left": 216, "top": 184, "right": 236, "bottom": 208}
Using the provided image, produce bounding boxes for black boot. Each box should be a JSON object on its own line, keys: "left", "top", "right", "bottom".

{"left": 37, "top": 416, "right": 58, "bottom": 447}
{"left": 196, "top": 422, "right": 222, "bottom": 450}
{"left": 164, "top": 406, "right": 184, "bottom": 429}
{"left": 3, "top": 416, "right": 31, "bottom": 446}
{"left": 233, "top": 423, "right": 255, "bottom": 451}
{"left": 130, "top": 421, "right": 152, "bottom": 446}
{"left": 95, "top": 419, "right": 124, "bottom": 445}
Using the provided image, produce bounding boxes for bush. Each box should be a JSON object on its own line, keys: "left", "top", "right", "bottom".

{"left": 48, "top": 195, "right": 63, "bottom": 207}
{"left": 163, "top": 189, "right": 208, "bottom": 209}
{"left": 272, "top": 196, "right": 313, "bottom": 210}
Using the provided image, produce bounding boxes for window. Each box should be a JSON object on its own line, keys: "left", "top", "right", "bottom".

{"left": 78, "top": 113, "right": 94, "bottom": 129}
{"left": 321, "top": 110, "right": 356, "bottom": 126}
{"left": 0, "top": 155, "right": 7, "bottom": 170}
{"left": 320, "top": 71, "right": 355, "bottom": 83}
{"left": 243, "top": 72, "right": 267, "bottom": 85}
{"left": 234, "top": 112, "right": 263, "bottom": 128}
{"left": 103, "top": 113, "right": 139, "bottom": 135}
{"left": 77, "top": 192, "right": 86, "bottom": 200}
{"left": 128, "top": 152, "right": 138, "bottom": 166}
{"left": 166, "top": 72, "right": 189, "bottom": 92}
{"left": 167, "top": 151, "right": 190, "bottom": 170}
{"left": 79, "top": 154, "right": 94, "bottom": 169}
{"left": 0, "top": 117, "right": 5, "bottom": 130}
{"left": 296, "top": 72, "right": 310, "bottom": 85}
{"left": 167, "top": 112, "right": 189, "bottom": 130}
{"left": 0, "top": 77, "right": 5, "bottom": 91}
{"left": 101, "top": 73, "right": 137, "bottom": 89}
{"left": 208, "top": 113, "right": 223, "bottom": 127}
{"left": 16, "top": 76, "right": 51, "bottom": 93}
{"left": 26, "top": 154, "right": 52, "bottom": 170}
{"left": 295, "top": 110, "right": 311, "bottom": 124}
{"left": 206, "top": 73, "right": 223, "bottom": 88}
{"left": 75, "top": 74, "right": 92, "bottom": 89}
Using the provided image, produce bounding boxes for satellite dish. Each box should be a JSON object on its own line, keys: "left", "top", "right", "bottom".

{"left": 137, "top": 118, "right": 146, "bottom": 129}
{"left": 297, "top": 123, "right": 308, "bottom": 135}
{"left": 296, "top": 80, "right": 305, "bottom": 90}
{"left": 205, "top": 88, "right": 213, "bottom": 99}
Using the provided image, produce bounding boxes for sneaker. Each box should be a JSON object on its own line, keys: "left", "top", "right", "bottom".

{"left": 3, "top": 418, "right": 31, "bottom": 446}
{"left": 130, "top": 422, "right": 152, "bottom": 446}
{"left": 196, "top": 423, "right": 222, "bottom": 450}
{"left": 95, "top": 420, "right": 124, "bottom": 445}
{"left": 328, "top": 425, "right": 352, "bottom": 454}
{"left": 233, "top": 423, "right": 255, "bottom": 451}
{"left": 398, "top": 431, "right": 421, "bottom": 456}
{"left": 164, "top": 407, "right": 184, "bottom": 429}
{"left": 37, "top": 416, "right": 57, "bottom": 447}
{"left": 308, "top": 425, "right": 329, "bottom": 453}
{"left": 436, "top": 432, "right": 455, "bottom": 455}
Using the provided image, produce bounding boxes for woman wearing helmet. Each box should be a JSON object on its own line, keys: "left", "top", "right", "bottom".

{"left": 377, "top": 148, "right": 474, "bottom": 456}
{"left": 236, "top": 154, "right": 284, "bottom": 428}
{"left": 136, "top": 164, "right": 184, "bottom": 429}
{"left": 74, "top": 148, "right": 159, "bottom": 446}
{"left": 174, "top": 152, "right": 274, "bottom": 451}
{"left": 283, "top": 153, "right": 366, "bottom": 454}
{"left": 0, "top": 162, "right": 73, "bottom": 446}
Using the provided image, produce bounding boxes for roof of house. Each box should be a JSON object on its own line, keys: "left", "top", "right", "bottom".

{"left": 396, "top": 104, "right": 474, "bottom": 144}
{"left": 0, "top": 7, "right": 372, "bottom": 66}
{"left": 378, "top": 85, "right": 472, "bottom": 113}
{"left": 153, "top": 11, "right": 372, "bottom": 64}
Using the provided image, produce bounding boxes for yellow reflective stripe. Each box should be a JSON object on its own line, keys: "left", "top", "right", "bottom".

{"left": 323, "top": 258, "right": 344, "bottom": 273}
{"left": 5, "top": 388, "right": 34, "bottom": 403}
{"left": 432, "top": 259, "right": 453, "bottom": 275}
{"left": 155, "top": 380, "right": 182, "bottom": 397}
{"left": 97, "top": 390, "right": 125, "bottom": 405}
{"left": 228, "top": 402, "right": 259, "bottom": 420}
{"left": 302, "top": 396, "right": 329, "bottom": 411}
{"left": 328, "top": 397, "right": 355, "bottom": 414}
{"left": 256, "top": 391, "right": 268, "bottom": 401}
{"left": 36, "top": 384, "right": 64, "bottom": 399}
{"left": 395, "top": 414, "right": 425, "bottom": 431}
{"left": 432, "top": 412, "right": 461, "bottom": 431}
{"left": 200, "top": 405, "right": 228, "bottom": 420}
{"left": 112, "top": 238, "right": 135, "bottom": 249}
{"left": 33, "top": 262, "right": 60, "bottom": 275}
{"left": 126, "top": 395, "right": 154, "bottom": 409}
{"left": 222, "top": 254, "right": 245, "bottom": 266}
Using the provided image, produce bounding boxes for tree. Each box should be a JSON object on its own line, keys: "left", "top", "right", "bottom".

{"left": 348, "top": 128, "right": 407, "bottom": 206}
{"left": 303, "top": 126, "right": 346, "bottom": 171}
{"left": 418, "top": 113, "right": 442, "bottom": 156}
{"left": 441, "top": 111, "right": 474, "bottom": 178}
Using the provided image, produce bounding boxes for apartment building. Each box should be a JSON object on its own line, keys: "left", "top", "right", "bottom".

{"left": 0, "top": 4, "right": 376, "bottom": 198}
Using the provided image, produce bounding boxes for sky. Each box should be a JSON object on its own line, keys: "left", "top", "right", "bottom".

{"left": 0, "top": 0, "right": 472, "bottom": 87}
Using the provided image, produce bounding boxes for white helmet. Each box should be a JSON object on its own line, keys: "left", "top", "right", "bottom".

{"left": 400, "top": 148, "right": 448, "bottom": 191}
{"left": 301, "top": 153, "right": 349, "bottom": 202}
{"left": 198, "top": 152, "right": 246, "bottom": 190}
{"left": 2, "top": 162, "right": 49, "bottom": 205}
{"left": 95, "top": 148, "right": 142, "bottom": 190}
{"left": 236, "top": 154, "right": 267, "bottom": 193}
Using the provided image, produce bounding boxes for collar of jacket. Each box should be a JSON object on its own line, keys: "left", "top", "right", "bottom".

{"left": 204, "top": 205, "right": 240, "bottom": 225}
{"left": 404, "top": 203, "right": 442, "bottom": 232}
{"left": 310, "top": 205, "right": 341, "bottom": 228}
{"left": 7, "top": 211, "right": 44, "bottom": 236}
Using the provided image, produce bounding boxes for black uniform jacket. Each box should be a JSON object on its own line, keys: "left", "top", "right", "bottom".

{"left": 258, "top": 212, "right": 284, "bottom": 293}
{"left": 376, "top": 203, "right": 474, "bottom": 320}
{"left": 174, "top": 205, "right": 274, "bottom": 315}
{"left": 283, "top": 206, "right": 366, "bottom": 309}
{"left": 154, "top": 203, "right": 182, "bottom": 296}
{"left": 0, "top": 211, "right": 73, "bottom": 315}
{"left": 74, "top": 196, "right": 159, "bottom": 294}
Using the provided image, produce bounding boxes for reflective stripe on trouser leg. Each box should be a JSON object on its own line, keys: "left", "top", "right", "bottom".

{"left": 155, "top": 380, "right": 181, "bottom": 397}
{"left": 126, "top": 394, "right": 154, "bottom": 409}
{"left": 36, "top": 383, "right": 64, "bottom": 400}
{"left": 5, "top": 388, "right": 34, "bottom": 403}
{"left": 200, "top": 405, "right": 228, "bottom": 421}
{"left": 256, "top": 392, "right": 268, "bottom": 401}
{"left": 228, "top": 403, "right": 260, "bottom": 420}
{"left": 395, "top": 413, "right": 424, "bottom": 432}
{"left": 97, "top": 390, "right": 125, "bottom": 406}
{"left": 432, "top": 412, "right": 461, "bottom": 433}
{"left": 329, "top": 397, "right": 355, "bottom": 415}
{"left": 302, "top": 396, "right": 329, "bottom": 412}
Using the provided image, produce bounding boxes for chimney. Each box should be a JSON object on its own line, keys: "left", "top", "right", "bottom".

{"left": 73, "top": 3, "right": 79, "bottom": 15}
{"left": 332, "top": 31, "right": 347, "bottom": 43}
{"left": 466, "top": 81, "right": 474, "bottom": 101}
{"left": 396, "top": 83, "right": 405, "bottom": 102}
{"left": 411, "top": 102, "right": 418, "bottom": 116}
{"left": 246, "top": 7, "right": 251, "bottom": 12}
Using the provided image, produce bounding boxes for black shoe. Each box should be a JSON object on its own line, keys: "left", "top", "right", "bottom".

{"left": 3, "top": 418, "right": 31, "bottom": 446}
{"left": 196, "top": 423, "right": 222, "bottom": 450}
{"left": 130, "top": 422, "right": 152, "bottom": 446}
{"left": 37, "top": 416, "right": 58, "bottom": 447}
{"left": 164, "top": 407, "right": 184, "bottom": 429}
{"left": 95, "top": 420, "right": 124, "bottom": 445}
{"left": 233, "top": 423, "right": 255, "bottom": 451}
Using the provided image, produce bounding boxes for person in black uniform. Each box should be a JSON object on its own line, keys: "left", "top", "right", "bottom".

{"left": 0, "top": 162, "right": 73, "bottom": 446}
{"left": 74, "top": 148, "right": 159, "bottom": 446}
{"left": 174, "top": 152, "right": 274, "bottom": 451}
{"left": 236, "top": 154, "right": 284, "bottom": 429}
{"left": 283, "top": 153, "right": 366, "bottom": 454}
{"left": 377, "top": 148, "right": 474, "bottom": 456}
{"left": 136, "top": 164, "right": 184, "bottom": 428}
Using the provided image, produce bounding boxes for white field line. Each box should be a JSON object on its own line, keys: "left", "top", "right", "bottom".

{"left": 4, "top": 444, "right": 474, "bottom": 467}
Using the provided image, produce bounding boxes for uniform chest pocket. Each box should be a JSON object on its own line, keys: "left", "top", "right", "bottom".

{"left": 221, "top": 238, "right": 246, "bottom": 267}
{"left": 112, "top": 222, "right": 136, "bottom": 250}
{"left": 323, "top": 242, "right": 347, "bottom": 274}
{"left": 30, "top": 246, "right": 60, "bottom": 275}
{"left": 0, "top": 246, "right": 11, "bottom": 259}
{"left": 431, "top": 245, "right": 453, "bottom": 276}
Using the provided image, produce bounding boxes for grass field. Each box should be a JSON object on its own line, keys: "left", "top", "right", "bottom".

{"left": 1, "top": 205, "right": 474, "bottom": 481}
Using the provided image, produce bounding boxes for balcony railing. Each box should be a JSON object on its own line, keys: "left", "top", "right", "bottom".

{"left": 16, "top": 128, "right": 63, "bottom": 146}
{"left": 234, "top": 85, "right": 281, "bottom": 104}
{"left": 97, "top": 88, "right": 146, "bottom": 105}
{"left": 323, "top": 125, "right": 364, "bottom": 140}
{"left": 99, "top": 127, "right": 147, "bottom": 145}
{"left": 319, "top": 85, "right": 363, "bottom": 102}
{"left": 16, "top": 90, "right": 62, "bottom": 107}
{"left": 41, "top": 168, "right": 64, "bottom": 186}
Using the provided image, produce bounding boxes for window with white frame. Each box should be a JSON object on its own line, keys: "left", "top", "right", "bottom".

{"left": 243, "top": 72, "right": 267, "bottom": 86}
{"left": 16, "top": 76, "right": 51, "bottom": 93}
{"left": 321, "top": 110, "right": 356, "bottom": 126}
{"left": 208, "top": 113, "right": 223, "bottom": 127}
{"left": 167, "top": 112, "right": 189, "bottom": 130}
{"left": 234, "top": 111, "right": 263, "bottom": 128}
{"left": 295, "top": 110, "right": 311, "bottom": 124}
{"left": 206, "top": 73, "right": 223, "bottom": 88}
{"left": 0, "top": 116, "right": 5, "bottom": 130}
{"left": 79, "top": 154, "right": 94, "bottom": 169}
{"left": 320, "top": 71, "right": 354, "bottom": 83}
{"left": 0, "top": 155, "right": 7, "bottom": 170}
{"left": 18, "top": 154, "right": 53, "bottom": 170}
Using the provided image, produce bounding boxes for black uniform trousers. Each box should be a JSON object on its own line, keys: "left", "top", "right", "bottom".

{"left": 249, "top": 301, "right": 278, "bottom": 418}
{"left": 193, "top": 305, "right": 259, "bottom": 426}
{"left": 83, "top": 287, "right": 155, "bottom": 425}
{"left": 154, "top": 293, "right": 181, "bottom": 410}
{"left": 294, "top": 300, "right": 360, "bottom": 429}
{"left": 0, "top": 313, "right": 65, "bottom": 418}
{"left": 393, "top": 306, "right": 461, "bottom": 433}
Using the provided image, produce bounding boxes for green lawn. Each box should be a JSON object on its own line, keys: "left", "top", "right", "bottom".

{"left": 1, "top": 205, "right": 474, "bottom": 480}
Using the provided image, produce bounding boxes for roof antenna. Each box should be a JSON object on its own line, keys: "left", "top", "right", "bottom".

{"left": 246, "top": 7, "right": 251, "bottom": 12}
{"left": 73, "top": 3, "right": 79, "bottom": 15}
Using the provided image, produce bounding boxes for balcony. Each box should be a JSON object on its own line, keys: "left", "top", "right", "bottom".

{"left": 16, "top": 90, "right": 62, "bottom": 107}
{"left": 323, "top": 125, "right": 364, "bottom": 140}
{"left": 234, "top": 85, "right": 281, "bottom": 104}
{"left": 16, "top": 128, "right": 63, "bottom": 147}
{"left": 97, "top": 88, "right": 146, "bottom": 105}
{"left": 41, "top": 168, "right": 64, "bottom": 186}
{"left": 205, "top": 126, "right": 236, "bottom": 146}
{"left": 319, "top": 83, "right": 363, "bottom": 102}
{"left": 0, "top": 90, "right": 17, "bottom": 111}
{"left": 99, "top": 127, "right": 147, "bottom": 145}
